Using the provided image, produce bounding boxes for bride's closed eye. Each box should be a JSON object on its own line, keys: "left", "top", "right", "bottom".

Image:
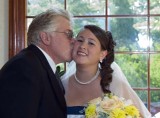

{"left": 76, "top": 37, "right": 84, "bottom": 42}
{"left": 88, "top": 40, "right": 95, "bottom": 46}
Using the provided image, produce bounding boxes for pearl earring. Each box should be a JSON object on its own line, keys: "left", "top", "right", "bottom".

{"left": 99, "top": 60, "right": 102, "bottom": 69}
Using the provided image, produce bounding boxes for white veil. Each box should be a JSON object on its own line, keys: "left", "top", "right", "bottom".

{"left": 61, "top": 61, "right": 152, "bottom": 118}
{"left": 61, "top": 61, "right": 76, "bottom": 80}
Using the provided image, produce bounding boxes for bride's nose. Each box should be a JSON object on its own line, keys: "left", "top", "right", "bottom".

{"left": 80, "top": 41, "right": 87, "bottom": 49}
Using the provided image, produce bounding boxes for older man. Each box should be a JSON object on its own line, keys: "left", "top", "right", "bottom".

{"left": 0, "top": 8, "right": 74, "bottom": 118}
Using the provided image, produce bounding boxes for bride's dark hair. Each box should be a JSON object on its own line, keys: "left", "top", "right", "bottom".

{"left": 84, "top": 25, "right": 116, "bottom": 93}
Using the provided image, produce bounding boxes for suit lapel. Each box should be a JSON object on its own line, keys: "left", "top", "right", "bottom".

{"left": 27, "top": 45, "right": 66, "bottom": 111}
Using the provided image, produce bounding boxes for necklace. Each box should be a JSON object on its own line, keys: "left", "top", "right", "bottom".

{"left": 74, "top": 69, "right": 100, "bottom": 85}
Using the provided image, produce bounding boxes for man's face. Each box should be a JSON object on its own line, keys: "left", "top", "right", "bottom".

{"left": 47, "top": 16, "right": 74, "bottom": 64}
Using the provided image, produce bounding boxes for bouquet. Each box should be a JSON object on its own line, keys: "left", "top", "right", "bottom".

{"left": 85, "top": 93, "right": 140, "bottom": 118}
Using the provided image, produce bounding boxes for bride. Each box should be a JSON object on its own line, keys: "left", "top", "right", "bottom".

{"left": 61, "top": 25, "right": 151, "bottom": 118}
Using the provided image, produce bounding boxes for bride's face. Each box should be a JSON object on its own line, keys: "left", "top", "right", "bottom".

{"left": 72, "top": 29, "right": 106, "bottom": 65}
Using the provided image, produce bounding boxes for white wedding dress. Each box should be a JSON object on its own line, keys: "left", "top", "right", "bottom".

{"left": 61, "top": 61, "right": 152, "bottom": 118}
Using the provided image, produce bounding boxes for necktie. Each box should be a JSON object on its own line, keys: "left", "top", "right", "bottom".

{"left": 55, "top": 69, "right": 65, "bottom": 94}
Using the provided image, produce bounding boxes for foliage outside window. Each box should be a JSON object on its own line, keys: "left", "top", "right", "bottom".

{"left": 27, "top": 0, "right": 160, "bottom": 115}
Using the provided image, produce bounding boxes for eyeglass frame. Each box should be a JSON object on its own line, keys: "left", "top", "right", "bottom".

{"left": 52, "top": 30, "right": 74, "bottom": 39}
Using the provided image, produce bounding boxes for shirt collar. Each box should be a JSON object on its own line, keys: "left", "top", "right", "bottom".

{"left": 36, "top": 46, "right": 56, "bottom": 73}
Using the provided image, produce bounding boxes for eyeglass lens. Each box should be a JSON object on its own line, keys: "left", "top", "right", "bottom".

{"left": 66, "top": 31, "right": 74, "bottom": 39}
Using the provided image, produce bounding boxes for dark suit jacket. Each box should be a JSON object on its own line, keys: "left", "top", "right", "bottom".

{"left": 0, "top": 45, "right": 67, "bottom": 118}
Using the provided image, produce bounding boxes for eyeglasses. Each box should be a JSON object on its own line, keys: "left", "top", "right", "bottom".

{"left": 52, "top": 30, "right": 74, "bottom": 39}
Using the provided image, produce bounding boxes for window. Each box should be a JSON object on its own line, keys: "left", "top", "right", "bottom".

{"left": 10, "top": 0, "right": 160, "bottom": 115}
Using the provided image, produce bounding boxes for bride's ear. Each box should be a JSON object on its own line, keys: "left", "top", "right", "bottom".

{"left": 100, "top": 50, "right": 108, "bottom": 62}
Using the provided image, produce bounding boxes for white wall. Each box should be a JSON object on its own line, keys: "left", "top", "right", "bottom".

{"left": 0, "top": 0, "right": 8, "bottom": 68}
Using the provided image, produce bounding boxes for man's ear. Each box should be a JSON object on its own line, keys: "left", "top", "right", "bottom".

{"left": 100, "top": 50, "right": 108, "bottom": 61}
{"left": 39, "top": 32, "right": 50, "bottom": 45}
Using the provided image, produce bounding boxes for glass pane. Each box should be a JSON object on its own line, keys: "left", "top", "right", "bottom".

{"left": 115, "top": 54, "right": 148, "bottom": 87}
{"left": 150, "top": 0, "right": 160, "bottom": 14}
{"left": 150, "top": 17, "right": 160, "bottom": 51}
{"left": 150, "top": 90, "right": 160, "bottom": 116}
{"left": 109, "top": 17, "right": 148, "bottom": 51}
{"left": 67, "top": 0, "right": 105, "bottom": 16}
{"left": 108, "top": 0, "right": 147, "bottom": 15}
{"left": 73, "top": 17, "right": 105, "bottom": 36}
{"left": 150, "top": 54, "right": 160, "bottom": 88}
{"left": 56, "top": 63, "right": 65, "bottom": 77}
{"left": 27, "top": 0, "right": 64, "bottom": 16}
{"left": 27, "top": 18, "right": 33, "bottom": 30}
{"left": 135, "top": 90, "right": 148, "bottom": 108}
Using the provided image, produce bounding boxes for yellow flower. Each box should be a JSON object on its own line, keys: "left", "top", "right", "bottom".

{"left": 124, "top": 105, "right": 140, "bottom": 117}
{"left": 110, "top": 108, "right": 126, "bottom": 118}
{"left": 85, "top": 104, "right": 96, "bottom": 118}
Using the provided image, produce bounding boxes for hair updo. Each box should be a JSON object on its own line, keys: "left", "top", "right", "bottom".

{"left": 84, "top": 25, "right": 116, "bottom": 93}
